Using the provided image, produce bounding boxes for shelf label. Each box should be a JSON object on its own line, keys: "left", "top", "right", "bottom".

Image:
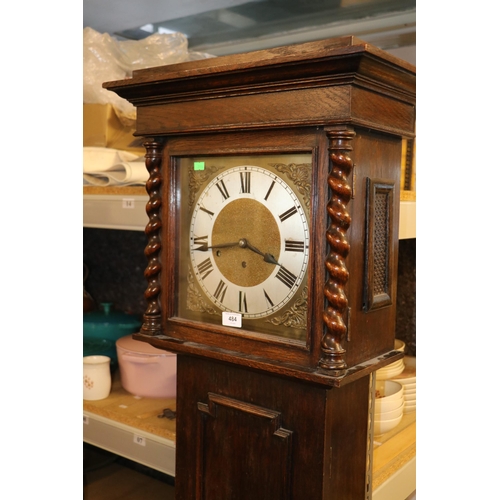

{"left": 133, "top": 434, "right": 146, "bottom": 446}
{"left": 122, "top": 198, "right": 135, "bottom": 209}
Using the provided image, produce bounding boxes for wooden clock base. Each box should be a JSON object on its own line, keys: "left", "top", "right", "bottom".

{"left": 175, "top": 355, "right": 372, "bottom": 500}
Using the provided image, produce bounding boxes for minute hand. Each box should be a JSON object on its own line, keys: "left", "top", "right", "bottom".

{"left": 239, "top": 238, "right": 281, "bottom": 266}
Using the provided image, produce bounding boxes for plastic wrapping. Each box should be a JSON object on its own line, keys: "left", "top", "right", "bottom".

{"left": 83, "top": 27, "right": 214, "bottom": 126}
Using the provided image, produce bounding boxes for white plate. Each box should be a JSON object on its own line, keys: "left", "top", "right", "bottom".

{"left": 393, "top": 376, "right": 416, "bottom": 385}
{"left": 377, "top": 365, "right": 405, "bottom": 380}
{"left": 391, "top": 356, "right": 416, "bottom": 383}
{"left": 378, "top": 359, "right": 405, "bottom": 371}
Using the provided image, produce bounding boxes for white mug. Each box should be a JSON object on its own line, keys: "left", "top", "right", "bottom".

{"left": 83, "top": 355, "right": 112, "bottom": 400}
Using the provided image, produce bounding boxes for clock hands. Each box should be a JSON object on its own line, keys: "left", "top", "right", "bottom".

{"left": 195, "top": 238, "right": 281, "bottom": 266}
{"left": 195, "top": 241, "right": 240, "bottom": 251}
{"left": 238, "top": 238, "right": 281, "bottom": 266}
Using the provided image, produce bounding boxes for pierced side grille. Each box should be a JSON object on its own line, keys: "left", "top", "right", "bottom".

{"left": 363, "top": 178, "right": 394, "bottom": 312}
{"left": 373, "top": 191, "right": 389, "bottom": 296}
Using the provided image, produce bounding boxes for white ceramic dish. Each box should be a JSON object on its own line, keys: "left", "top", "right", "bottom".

{"left": 374, "top": 413, "right": 403, "bottom": 436}
{"left": 375, "top": 380, "right": 403, "bottom": 400}
{"left": 374, "top": 401, "right": 404, "bottom": 420}
{"left": 375, "top": 396, "right": 404, "bottom": 412}
{"left": 399, "top": 381, "right": 416, "bottom": 389}
{"left": 378, "top": 359, "right": 404, "bottom": 371}
{"left": 394, "top": 339, "right": 405, "bottom": 352}
{"left": 392, "top": 356, "right": 416, "bottom": 384}
{"left": 404, "top": 387, "right": 416, "bottom": 395}
{"left": 404, "top": 403, "right": 416, "bottom": 413}
{"left": 375, "top": 381, "right": 404, "bottom": 412}
{"left": 376, "top": 365, "right": 405, "bottom": 380}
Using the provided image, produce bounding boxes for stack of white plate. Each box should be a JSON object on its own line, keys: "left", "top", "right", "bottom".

{"left": 374, "top": 380, "right": 404, "bottom": 436}
{"left": 376, "top": 339, "right": 406, "bottom": 381}
{"left": 391, "top": 355, "right": 416, "bottom": 413}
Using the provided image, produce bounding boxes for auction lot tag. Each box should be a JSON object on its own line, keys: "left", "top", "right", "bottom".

{"left": 222, "top": 312, "right": 242, "bottom": 328}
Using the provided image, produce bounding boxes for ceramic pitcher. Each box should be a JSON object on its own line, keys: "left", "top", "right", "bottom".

{"left": 83, "top": 355, "right": 111, "bottom": 400}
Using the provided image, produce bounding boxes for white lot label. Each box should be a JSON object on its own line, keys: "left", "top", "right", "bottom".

{"left": 222, "top": 312, "right": 242, "bottom": 328}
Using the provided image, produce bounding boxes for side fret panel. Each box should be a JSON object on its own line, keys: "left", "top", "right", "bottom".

{"left": 363, "top": 178, "right": 395, "bottom": 311}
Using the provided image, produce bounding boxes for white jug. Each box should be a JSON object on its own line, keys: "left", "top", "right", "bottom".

{"left": 83, "top": 355, "right": 111, "bottom": 400}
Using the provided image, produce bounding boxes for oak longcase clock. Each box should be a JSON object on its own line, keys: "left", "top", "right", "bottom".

{"left": 104, "top": 36, "right": 416, "bottom": 500}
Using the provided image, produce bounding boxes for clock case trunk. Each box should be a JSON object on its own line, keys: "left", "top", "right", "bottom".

{"left": 104, "top": 36, "right": 416, "bottom": 499}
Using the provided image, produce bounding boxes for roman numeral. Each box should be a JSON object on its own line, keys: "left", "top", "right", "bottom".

{"left": 275, "top": 266, "right": 297, "bottom": 289}
{"left": 214, "top": 280, "right": 228, "bottom": 303}
{"left": 263, "top": 289, "right": 274, "bottom": 308}
{"left": 264, "top": 180, "right": 275, "bottom": 201}
{"left": 239, "top": 291, "right": 248, "bottom": 313}
{"left": 216, "top": 180, "right": 230, "bottom": 200}
{"left": 240, "top": 171, "right": 251, "bottom": 194}
{"left": 199, "top": 206, "right": 214, "bottom": 217}
{"left": 279, "top": 206, "right": 298, "bottom": 222}
{"left": 193, "top": 235, "right": 208, "bottom": 251}
{"left": 284, "top": 240, "right": 305, "bottom": 252}
{"left": 197, "top": 258, "right": 213, "bottom": 280}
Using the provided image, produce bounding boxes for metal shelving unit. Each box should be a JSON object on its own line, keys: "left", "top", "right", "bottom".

{"left": 83, "top": 194, "right": 416, "bottom": 238}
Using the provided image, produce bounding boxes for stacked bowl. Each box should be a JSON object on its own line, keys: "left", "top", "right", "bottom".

{"left": 374, "top": 380, "right": 404, "bottom": 436}
{"left": 392, "top": 356, "right": 416, "bottom": 413}
{"left": 376, "top": 339, "right": 406, "bottom": 381}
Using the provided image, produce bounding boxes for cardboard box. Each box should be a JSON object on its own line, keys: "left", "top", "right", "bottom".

{"left": 83, "top": 103, "right": 144, "bottom": 155}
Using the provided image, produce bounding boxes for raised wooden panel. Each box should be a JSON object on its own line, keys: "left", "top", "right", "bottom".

{"left": 196, "top": 393, "right": 293, "bottom": 500}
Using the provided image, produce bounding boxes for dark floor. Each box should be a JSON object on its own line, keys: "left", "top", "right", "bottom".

{"left": 83, "top": 443, "right": 175, "bottom": 500}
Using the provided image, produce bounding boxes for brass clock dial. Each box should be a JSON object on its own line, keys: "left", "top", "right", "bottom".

{"left": 178, "top": 155, "right": 312, "bottom": 340}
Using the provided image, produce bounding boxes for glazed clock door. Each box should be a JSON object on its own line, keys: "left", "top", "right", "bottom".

{"left": 177, "top": 153, "right": 312, "bottom": 341}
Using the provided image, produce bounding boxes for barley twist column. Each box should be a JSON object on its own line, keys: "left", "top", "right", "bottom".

{"left": 319, "top": 128, "right": 355, "bottom": 377}
{"left": 140, "top": 138, "right": 165, "bottom": 336}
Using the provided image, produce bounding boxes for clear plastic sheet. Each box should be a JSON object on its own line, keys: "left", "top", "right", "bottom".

{"left": 83, "top": 27, "right": 214, "bottom": 125}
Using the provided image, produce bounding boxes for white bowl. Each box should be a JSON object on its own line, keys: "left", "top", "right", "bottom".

{"left": 375, "top": 380, "right": 403, "bottom": 400}
{"left": 374, "top": 413, "right": 403, "bottom": 435}
{"left": 392, "top": 356, "right": 416, "bottom": 384}
{"left": 375, "top": 381, "right": 404, "bottom": 412}
{"left": 404, "top": 387, "right": 416, "bottom": 396}
{"left": 374, "top": 401, "right": 404, "bottom": 420}
{"left": 395, "top": 339, "right": 405, "bottom": 352}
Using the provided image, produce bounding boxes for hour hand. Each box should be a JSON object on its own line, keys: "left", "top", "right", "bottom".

{"left": 240, "top": 238, "right": 280, "bottom": 266}
{"left": 195, "top": 241, "right": 240, "bottom": 251}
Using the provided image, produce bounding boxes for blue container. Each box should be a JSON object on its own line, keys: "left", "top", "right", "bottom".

{"left": 83, "top": 303, "right": 142, "bottom": 370}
